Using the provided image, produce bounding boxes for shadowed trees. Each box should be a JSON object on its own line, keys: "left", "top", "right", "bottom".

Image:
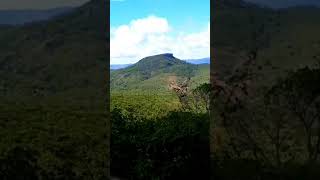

{"left": 210, "top": 1, "right": 320, "bottom": 179}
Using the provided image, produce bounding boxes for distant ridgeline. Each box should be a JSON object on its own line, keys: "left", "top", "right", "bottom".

{"left": 0, "top": 7, "right": 75, "bottom": 25}
{"left": 212, "top": 0, "right": 320, "bottom": 80}
{"left": 110, "top": 55, "right": 210, "bottom": 70}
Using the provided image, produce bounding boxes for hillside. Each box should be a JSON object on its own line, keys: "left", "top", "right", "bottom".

{"left": 110, "top": 53, "right": 210, "bottom": 179}
{"left": 110, "top": 53, "right": 209, "bottom": 92}
{"left": 0, "top": 0, "right": 108, "bottom": 105}
{"left": 212, "top": 0, "right": 320, "bottom": 83}
{"left": 211, "top": 1, "right": 320, "bottom": 179}
{"left": 0, "top": 0, "right": 109, "bottom": 179}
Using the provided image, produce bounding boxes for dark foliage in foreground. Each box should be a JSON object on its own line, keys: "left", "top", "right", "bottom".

{"left": 111, "top": 109, "right": 209, "bottom": 180}
{"left": 211, "top": 65, "right": 320, "bottom": 180}
{"left": 0, "top": 103, "right": 108, "bottom": 180}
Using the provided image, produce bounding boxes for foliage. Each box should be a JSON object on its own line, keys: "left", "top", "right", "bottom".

{"left": 111, "top": 79, "right": 211, "bottom": 179}
{"left": 0, "top": 0, "right": 110, "bottom": 179}
{"left": 110, "top": 54, "right": 209, "bottom": 92}
{"left": 0, "top": 102, "right": 109, "bottom": 179}
{"left": 211, "top": 1, "right": 320, "bottom": 179}
{"left": 111, "top": 108, "right": 209, "bottom": 180}
{"left": 211, "top": 64, "right": 320, "bottom": 179}
{"left": 111, "top": 91, "right": 180, "bottom": 119}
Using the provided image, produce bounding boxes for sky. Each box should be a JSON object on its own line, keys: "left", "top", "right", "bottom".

{"left": 110, "top": 0, "right": 210, "bottom": 65}
{"left": 245, "top": 0, "right": 320, "bottom": 8}
{"left": 0, "top": 0, "right": 89, "bottom": 10}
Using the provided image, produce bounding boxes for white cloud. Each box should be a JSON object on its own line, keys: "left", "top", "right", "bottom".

{"left": 110, "top": 15, "right": 210, "bottom": 64}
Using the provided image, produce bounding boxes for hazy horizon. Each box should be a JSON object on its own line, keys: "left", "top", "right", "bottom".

{"left": 110, "top": 54, "right": 210, "bottom": 65}
{"left": 0, "top": 0, "right": 89, "bottom": 10}
{"left": 244, "top": 0, "right": 320, "bottom": 8}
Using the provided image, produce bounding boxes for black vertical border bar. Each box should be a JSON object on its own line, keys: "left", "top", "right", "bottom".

{"left": 105, "top": 0, "right": 111, "bottom": 179}
{"left": 210, "top": 0, "right": 215, "bottom": 179}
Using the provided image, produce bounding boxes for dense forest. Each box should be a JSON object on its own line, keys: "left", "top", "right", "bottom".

{"left": 211, "top": 0, "right": 320, "bottom": 179}
{"left": 110, "top": 54, "right": 210, "bottom": 179}
{"left": 0, "top": 0, "right": 109, "bottom": 179}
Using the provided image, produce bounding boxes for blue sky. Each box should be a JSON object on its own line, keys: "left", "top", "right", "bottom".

{"left": 111, "top": 0, "right": 209, "bottom": 33}
{"left": 110, "top": 0, "right": 210, "bottom": 64}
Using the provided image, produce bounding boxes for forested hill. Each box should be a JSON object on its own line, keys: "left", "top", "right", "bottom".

{"left": 110, "top": 53, "right": 210, "bottom": 91}
{"left": 211, "top": 1, "right": 320, "bottom": 179}
{"left": 0, "top": 0, "right": 107, "bottom": 104}
{"left": 212, "top": 0, "right": 320, "bottom": 81}
{"left": 0, "top": 0, "right": 109, "bottom": 179}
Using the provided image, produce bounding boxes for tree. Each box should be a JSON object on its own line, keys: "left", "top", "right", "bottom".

{"left": 169, "top": 77, "right": 191, "bottom": 110}
{"left": 267, "top": 66, "right": 320, "bottom": 164}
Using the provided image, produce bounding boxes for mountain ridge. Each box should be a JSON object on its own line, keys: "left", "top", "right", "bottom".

{"left": 0, "top": 7, "right": 75, "bottom": 25}
{"left": 0, "top": 0, "right": 108, "bottom": 102}
{"left": 110, "top": 56, "right": 210, "bottom": 70}
{"left": 213, "top": 0, "right": 320, "bottom": 81}
{"left": 110, "top": 54, "right": 209, "bottom": 91}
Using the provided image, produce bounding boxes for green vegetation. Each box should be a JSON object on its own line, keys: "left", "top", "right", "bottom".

{"left": 111, "top": 91, "right": 180, "bottom": 119}
{"left": 111, "top": 54, "right": 209, "bottom": 91}
{"left": 0, "top": 102, "right": 108, "bottom": 179}
{"left": 111, "top": 109, "right": 209, "bottom": 179}
{"left": 110, "top": 54, "right": 210, "bottom": 179}
{"left": 211, "top": 64, "right": 320, "bottom": 180}
{"left": 211, "top": 0, "right": 320, "bottom": 179}
{"left": 0, "top": 0, "right": 109, "bottom": 179}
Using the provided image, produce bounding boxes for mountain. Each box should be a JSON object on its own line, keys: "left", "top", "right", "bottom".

{"left": 0, "top": 7, "right": 74, "bottom": 25}
{"left": 110, "top": 57, "right": 211, "bottom": 70}
{"left": 0, "top": 0, "right": 109, "bottom": 179}
{"left": 110, "top": 53, "right": 209, "bottom": 91}
{"left": 213, "top": 0, "right": 320, "bottom": 82}
{"left": 0, "top": 0, "right": 108, "bottom": 104}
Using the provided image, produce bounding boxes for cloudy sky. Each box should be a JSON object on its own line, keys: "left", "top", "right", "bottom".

{"left": 0, "top": 0, "right": 90, "bottom": 10}
{"left": 110, "top": 0, "right": 210, "bottom": 65}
